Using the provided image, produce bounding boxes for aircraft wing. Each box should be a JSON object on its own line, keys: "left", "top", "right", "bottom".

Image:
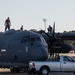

{"left": 59, "top": 32, "right": 75, "bottom": 40}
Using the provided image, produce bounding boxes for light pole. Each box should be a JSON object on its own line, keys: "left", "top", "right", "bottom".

{"left": 43, "top": 19, "right": 47, "bottom": 32}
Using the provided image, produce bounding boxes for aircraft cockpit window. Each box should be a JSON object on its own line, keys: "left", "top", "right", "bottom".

{"left": 36, "top": 37, "right": 41, "bottom": 41}
{"left": 40, "top": 36, "right": 46, "bottom": 43}
{"left": 30, "top": 38, "right": 35, "bottom": 42}
{"left": 21, "top": 35, "right": 42, "bottom": 43}
{"left": 21, "top": 35, "right": 30, "bottom": 43}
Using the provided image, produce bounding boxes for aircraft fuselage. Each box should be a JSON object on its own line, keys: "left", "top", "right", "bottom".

{"left": 0, "top": 29, "right": 48, "bottom": 68}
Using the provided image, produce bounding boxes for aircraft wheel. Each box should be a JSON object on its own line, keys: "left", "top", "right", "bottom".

{"left": 10, "top": 67, "right": 15, "bottom": 72}
{"left": 73, "top": 72, "right": 75, "bottom": 74}
{"left": 10, "top": 67, "right": 20, "bottom": 72}
{"left": 15, "top": 68, "right": 20, "bottom": 72}
{"left": 39, "top": 66, "right": 50, "bottom": 75}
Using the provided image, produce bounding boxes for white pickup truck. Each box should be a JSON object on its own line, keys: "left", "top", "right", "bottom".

{"left": 29, "top": 56, "right": 75, "bottom": 75}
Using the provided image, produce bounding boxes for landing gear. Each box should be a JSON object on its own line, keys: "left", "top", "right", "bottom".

{"left": 10, "top": 67, "right": 20, "bottom": 72}
{"left": 10, "top": 67, "right": 29, "bottom": 73}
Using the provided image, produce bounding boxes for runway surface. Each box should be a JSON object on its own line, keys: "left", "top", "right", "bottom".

{"left": 0, "top": 68, "right": 74, "bottom": 75}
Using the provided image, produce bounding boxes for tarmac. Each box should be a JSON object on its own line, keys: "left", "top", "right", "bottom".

{"left": 0, "top": 68, "right": 74, "bottom": 75}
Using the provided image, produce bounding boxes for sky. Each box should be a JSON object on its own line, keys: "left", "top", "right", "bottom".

{"left": 0, "top": 0, "right": 75, "bottom": 32}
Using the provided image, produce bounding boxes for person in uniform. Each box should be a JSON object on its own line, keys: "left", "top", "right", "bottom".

{"left": 20, "top": 25, "right": 23, "bottom": 31}
{"left": 47, "top": 25, "right": 52, "bottom": 33}
{"left": 4, "top": 17, "right": 11, "bottom": 31}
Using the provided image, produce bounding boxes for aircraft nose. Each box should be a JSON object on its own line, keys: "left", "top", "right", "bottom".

{"left": 38, "top": 48, "right": 48, "bottom": 61}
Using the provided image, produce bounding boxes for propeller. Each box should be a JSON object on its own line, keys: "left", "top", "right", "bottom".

{"left": 38, "top": 22, "right": 72, "bottom": 57}
{"left": 52, "top": 21, "right": 55, "bottom": 36}
{"left": 39, "top": 22, "right": 56, "bottom": 53}
{"left": 50, "top": 22, "right": 56, "bottom": 56}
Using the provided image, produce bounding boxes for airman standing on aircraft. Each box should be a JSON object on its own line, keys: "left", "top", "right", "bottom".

{"left": 20, "top": 25, "right": 23, "bottom": 31}
{"left": 47, "top": 25, "right": 52, "bottom": 33}
{"left": 4, "top": 17, "right": 11, "bottom": 31}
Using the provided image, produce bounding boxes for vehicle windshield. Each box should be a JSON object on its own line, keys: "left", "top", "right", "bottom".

{"left": 71, "top": 57, "right": 75, "bottom": 61}
{"left": 64, "top": 56, "right": 75, "bottom": 62}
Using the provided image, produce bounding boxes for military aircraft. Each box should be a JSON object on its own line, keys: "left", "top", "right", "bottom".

{"left": 0, "top": 29, "right": 48, "bottom": 72}
{"left": 0, "top": 22, "right": 75, "bottom": 72}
